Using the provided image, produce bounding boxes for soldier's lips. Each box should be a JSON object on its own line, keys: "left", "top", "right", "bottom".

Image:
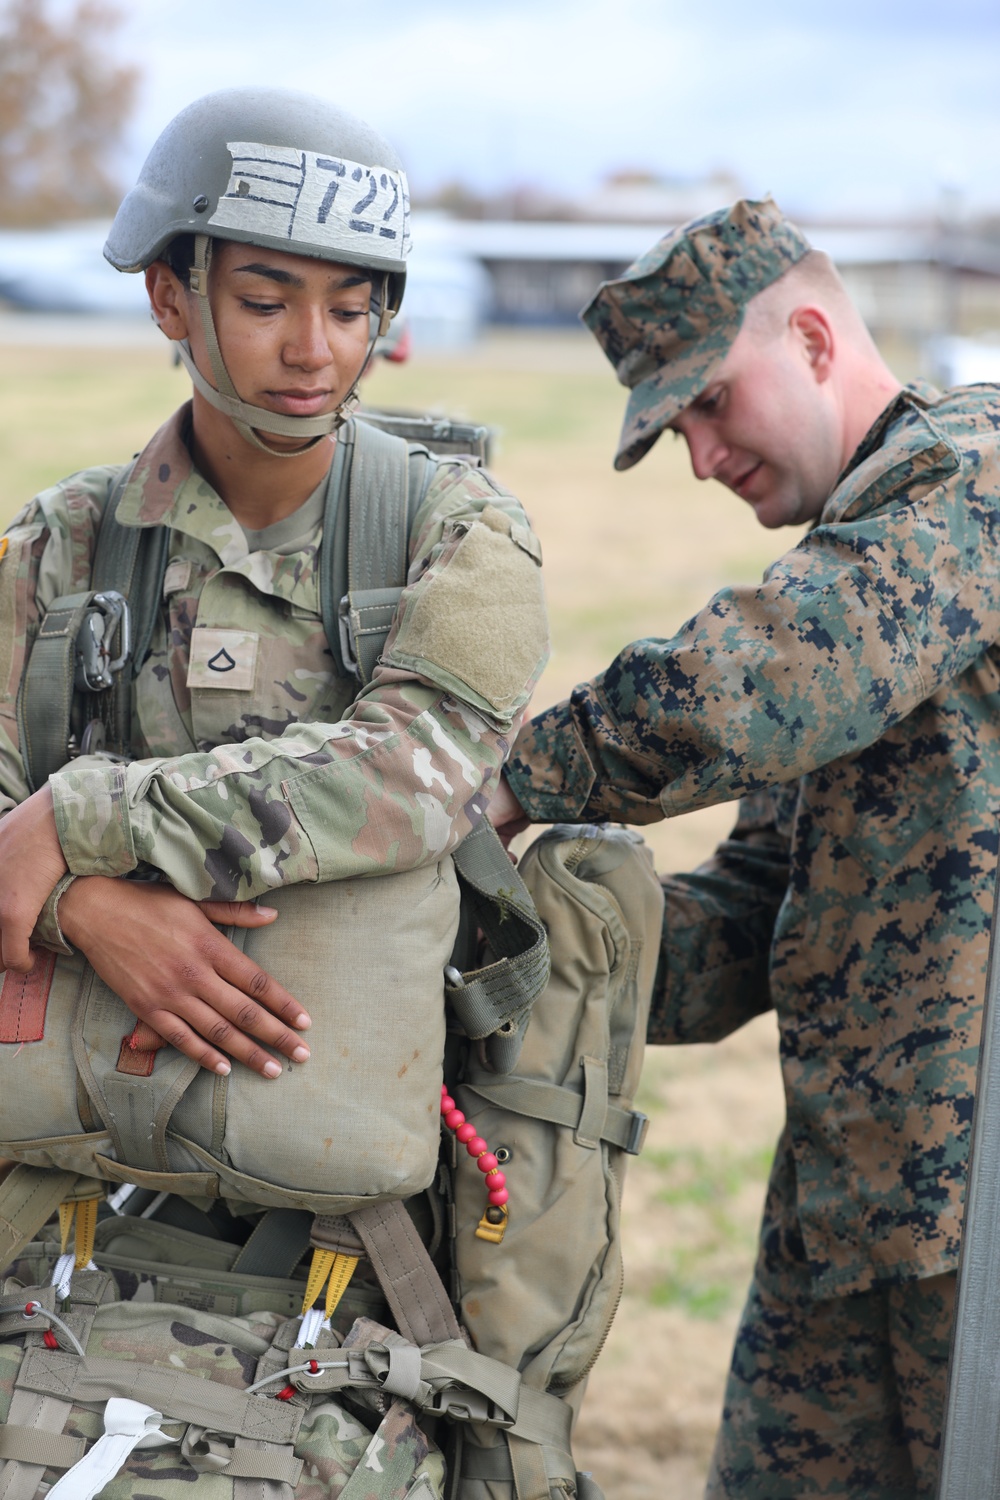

{"left": 732, "top": 462, "right": 763, "bottom": 499}
{"left": 265, "top": 390, "right": 335, "bottom": 415}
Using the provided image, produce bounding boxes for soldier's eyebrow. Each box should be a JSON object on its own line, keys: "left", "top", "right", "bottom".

{"left": 231, "top": 263, "right": 372, "bottom": 291}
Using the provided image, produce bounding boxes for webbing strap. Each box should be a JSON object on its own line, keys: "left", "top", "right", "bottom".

{"left": 462, "top": 1075, "right": 649, "bottom": 1156}
{"left": 349, "top": 1200, "right": 463, "bottom": 1347}
{"left": 231, "top": 1208, "right": 312, "bottom": 1280}
{"left": 0, "top": 1165, "right": 96, "bottom": 1274}
{"left": 189, "top": 1435, "right": 303, "bottom": 1484}
{"left": 347, "top": 418, "right": 408, "bottom": 685}
{"left": 15, "top": 1346, "right": 303, "bottom": 1444}
{"left": 508, "top": 1432, "right": 552, "bottom": 1500}
{"left": 459, "top": 1442, "right": 514, "bottom": 1481}
{"left": 18, "top": 591, "right": 93, "bottom": 792}
{"left": 448, "top": 819, "right": 551, "bottom": 1073}
{"left": 0, "top": 1425, "right": 84, "bottom": 1469}
{"left": 90, "top": 457, "right": 168, "bottom": 758}
{"left": 0, "top": 1387, "right": 74, "bottom": 1500}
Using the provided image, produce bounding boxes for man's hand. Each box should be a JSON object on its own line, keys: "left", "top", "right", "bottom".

{"left": 59, "top": 877, "right": 312, "bottom": 1079}
{"left": 487, "top": 774, "right": 531, "bottom": 848}
{"left": 0, "top": 787, "right": 68, "bottom": 973}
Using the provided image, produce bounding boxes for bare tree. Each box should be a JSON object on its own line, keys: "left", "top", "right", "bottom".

{"left": 0, "top": 0, "right": 139, "bottom": 226}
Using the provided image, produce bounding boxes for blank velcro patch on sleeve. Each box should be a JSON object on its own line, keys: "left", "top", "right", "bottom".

{"left": 389, "top": 514, "right": 547, "bottom": 718}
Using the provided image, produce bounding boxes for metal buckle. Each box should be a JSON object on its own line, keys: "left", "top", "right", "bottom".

{"left": 337, "top": 594, "right": 361, "bottom": 680}
{"left": 73, "top": 590, "right": 130, "bottom": 692}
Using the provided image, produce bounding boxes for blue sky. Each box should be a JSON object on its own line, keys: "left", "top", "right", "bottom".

{"left": 113, "top": 0, "right": 1000, "bottom": 218}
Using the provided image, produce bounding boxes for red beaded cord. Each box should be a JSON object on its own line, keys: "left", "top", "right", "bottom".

{"left": 440, "top": 1086, "right": 509, "bottom": 1209}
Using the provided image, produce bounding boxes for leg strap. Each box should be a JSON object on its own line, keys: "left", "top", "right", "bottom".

{"left": 348, "top": 1201, "right": 464, "bottom": 1347}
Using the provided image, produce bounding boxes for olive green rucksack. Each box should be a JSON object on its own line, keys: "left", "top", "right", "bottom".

{"left": 0, "top": 822, "right": 661, "bottom": 1500}
{"left": 0, "top": 415, "right": 663, "bottom": 1499}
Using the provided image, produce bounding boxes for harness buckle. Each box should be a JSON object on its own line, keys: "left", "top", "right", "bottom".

{"left": 74, "top": 591, "right": 131, "bottom": 693}
{"left": 624, "top": 1111, "right": 649, "bottom": 1156}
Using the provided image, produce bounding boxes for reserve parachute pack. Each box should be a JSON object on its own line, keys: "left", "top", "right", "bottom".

{"left": 0, "top": 414, "right": 664, "bottom": 1498}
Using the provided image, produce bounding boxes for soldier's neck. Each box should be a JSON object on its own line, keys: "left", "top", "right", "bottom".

{"left": 189, "top": 400, "right": 337, "bottom": 530}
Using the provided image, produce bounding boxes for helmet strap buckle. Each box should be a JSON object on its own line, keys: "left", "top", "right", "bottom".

{"left": 377, "top": 274, "right": 393, "bottom": 337}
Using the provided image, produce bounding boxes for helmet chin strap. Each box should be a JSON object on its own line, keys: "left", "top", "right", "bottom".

{"left": 182, "top": 234, "right": 389, "bottom": 459}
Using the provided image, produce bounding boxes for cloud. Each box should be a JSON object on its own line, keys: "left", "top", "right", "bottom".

{"left": 114, "top": 0, "right": 1000, "bottom": 215}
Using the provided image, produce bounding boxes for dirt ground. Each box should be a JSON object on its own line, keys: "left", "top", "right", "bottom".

{"left": 0, "top": 325, "right": 792, "bottom": 1498}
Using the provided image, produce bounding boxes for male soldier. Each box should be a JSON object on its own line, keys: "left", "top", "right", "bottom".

{"left": 0, "top": 87, "right": 547, "bottom": 1078}
{"left": 489, "top": 198, "right": 1000, "bottom": 1497}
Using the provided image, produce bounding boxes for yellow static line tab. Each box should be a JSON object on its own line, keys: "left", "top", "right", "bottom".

{"left": 58, "top": 1194, "right": 102, "bottom": 1269}
{"left": 0, "top": 538, "right": 8, "bottom": 563}
{"left": 301, "top": 1248, "right": 359, "bottom": 1321}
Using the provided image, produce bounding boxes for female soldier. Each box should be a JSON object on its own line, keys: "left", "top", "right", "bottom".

{"left": 0, "top": 87, "right": 547, "bottom": 1079}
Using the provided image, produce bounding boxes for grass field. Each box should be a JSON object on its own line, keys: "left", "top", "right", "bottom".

{"left": 0, "top": 325, "right": 789, "bottom": 1499}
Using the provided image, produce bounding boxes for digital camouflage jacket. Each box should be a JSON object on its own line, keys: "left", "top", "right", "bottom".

{"left": 0, "top": 404, "right": 548, "bottom": 910}
{"left": 506, "top": 383, "right": 1000, "bottom": 1296}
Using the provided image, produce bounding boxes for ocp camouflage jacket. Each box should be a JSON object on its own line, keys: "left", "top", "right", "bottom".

{"left": 507, "top": 383, "right": 1000, "bottom": 1295}
{"left": 0, "top": 404, "right": 548, "bottom": 910}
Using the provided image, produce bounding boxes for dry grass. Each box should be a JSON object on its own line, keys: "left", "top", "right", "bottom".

{"left": 0, "top": 325, "right": 789, "bottom": 1499}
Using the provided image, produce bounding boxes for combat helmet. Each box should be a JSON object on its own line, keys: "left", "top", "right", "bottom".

{"left": 105, "top": 87, "right": 411, "bottom": 455}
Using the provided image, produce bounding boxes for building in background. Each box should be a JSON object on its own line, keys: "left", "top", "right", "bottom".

{"left": 1, "top": 171, "right": 999, "bottom": 382}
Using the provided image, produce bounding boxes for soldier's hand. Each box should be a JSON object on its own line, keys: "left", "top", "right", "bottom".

{"left": 0, "top": 786, "right": 69, "bottom": 974}
{"left": 59, "top": 876, "right": 312, "bottom": 1079}
{"left": 486, "top": 774, "right": 531, "bottom": 848}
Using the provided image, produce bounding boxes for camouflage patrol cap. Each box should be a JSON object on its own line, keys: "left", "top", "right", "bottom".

{"left": 582, "top": 198, "right": 812, "bottom": 470}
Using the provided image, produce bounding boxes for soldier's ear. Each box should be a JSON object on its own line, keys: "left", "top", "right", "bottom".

{"left": 789, "top": 306, "right": 835, "bottom": 384}
{"left": 145, "top": 261, "right": 192, "bottom": 343}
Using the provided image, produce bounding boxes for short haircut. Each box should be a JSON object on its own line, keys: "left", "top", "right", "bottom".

{"left": 743, "top": 250, "right": 869, "bottom": 344}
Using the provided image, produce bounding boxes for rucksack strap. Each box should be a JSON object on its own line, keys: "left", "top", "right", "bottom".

{"left": 448, "top": 820, "right": 552, "bottom": 1073}
{"left": 332, "top": 417, "right": 437, "bottom": 684}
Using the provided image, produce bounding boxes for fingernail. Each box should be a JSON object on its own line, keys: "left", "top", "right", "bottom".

{"left": 263, "top": 1060, "right": 282, "bottom": 1078}
{"left": 255, "top": 902, "right": 277, "bottom": 915}
{"left": 294, "top": 1012, "right": 311, "bottom": 1030}
{"left": 215, "top": 1060, "right": 231, "bottom": 1075}
{"left": 292, "top": 1045, "right": 310, "bottom": 1063}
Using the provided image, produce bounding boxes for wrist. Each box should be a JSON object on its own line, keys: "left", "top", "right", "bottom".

{"left": 58, "top": 875, "right": 112, "bottom": 949}
{"left": 32, "top": 873, "right": 78, "bottom": 955}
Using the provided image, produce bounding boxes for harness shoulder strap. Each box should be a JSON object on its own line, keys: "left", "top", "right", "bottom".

{"left": 329, "top": 417, "right": 438, "bottom": 685}
{"left": 90, "top": 458, "right": 170, "bottom": 759}
{"left": 17, "top": 460, "right": 148, "bottom": 789}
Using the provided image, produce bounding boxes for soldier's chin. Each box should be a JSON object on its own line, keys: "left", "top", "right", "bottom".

{"left": 746, "top": 492, "right": 794, "bottom": 530}
{"left": 251, "top": 427, "right": 324, "bottom": 453}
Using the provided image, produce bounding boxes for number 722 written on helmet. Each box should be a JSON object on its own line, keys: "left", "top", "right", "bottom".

{"left": 208, "top": 140, "right": 411, "bottom": 262}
